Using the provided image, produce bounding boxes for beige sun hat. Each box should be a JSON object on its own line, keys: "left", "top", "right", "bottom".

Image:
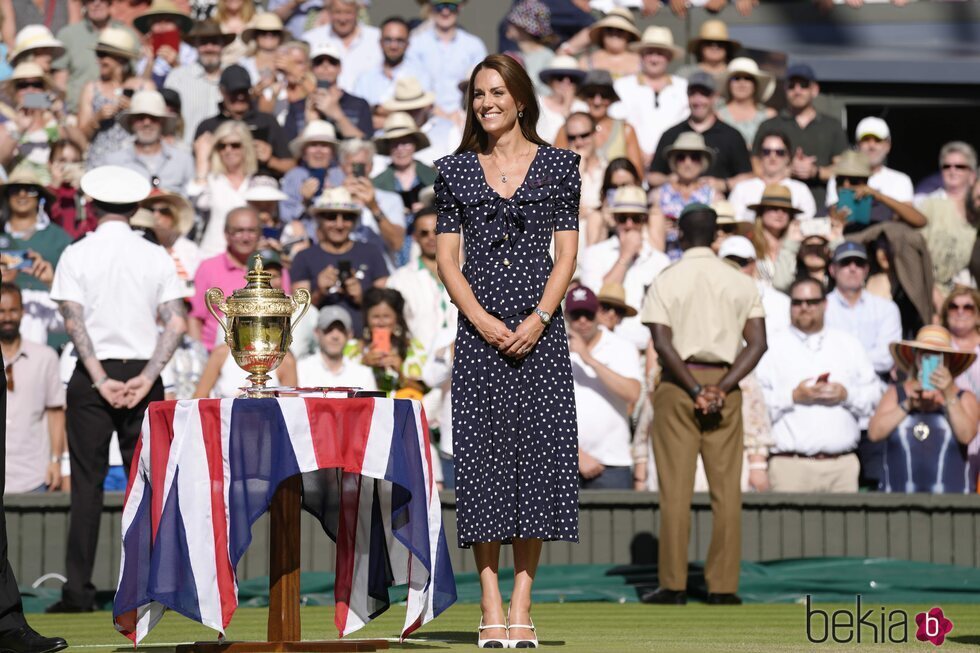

{"left": 310, "top": 187, "right": 362, "bottom": 216}
{"left": 629, "top": 26, "right": 683, "bottom": 59}
{"left": 9, "top": 25, "right": 65, "bottom": 65}
{"left": 374, "top": 112, "right": 431, "bottom": 155}
{"left": 94, "top": 26, "right": 142, "bottom": 60}
{"left": 381, "top": 76, "right": 436, "bottom": 113}
{"left": 133, "top": 0, "right": 194, "bottom": 34}
{"left": 687, "top": 19, "right": 741, "bottom": 55}
{"left": 712, "top": 199, "right": 753, "bottom": 235}
{"left": 890, "top": 325, "right": 977, "bottom": 380}
{"left": 241, "top": 12, "right": 286, "bottom": 43}
{"left": 596, "top": 282, "right": 638, "bottom": 317}
{"left": 588, "top": 8, "right": 641, "bottom": 47}
{"left": 7, "top": 61, "right": 52, "bottom": 89}
{"left": 0, "top": 166, "right": 54, "bottom": 206}
{"left": 245, "top": 176, "right": 289, "bottom": 202}
{"left": 118, "top": 90, "right": 177, "bottom": 132}
{"left": 834, "top": 150, "right": 872, "bottom": 178}
{"left": 723, "top": 57, "right": 775, "bottom": 103}
{"left": 288, "top": 120, "right": 339, "bottom": 159}
{"left": 748, "top": 184, "right": 802, "bottom": 215}
{"left": 134, "top": 187, "right": 195, "bottom": 235}
{"left": 609, "top": 185, "right": 648, "bottom": 214}
{"left": 664, "top": 131, "right": 715, "bottom": 167}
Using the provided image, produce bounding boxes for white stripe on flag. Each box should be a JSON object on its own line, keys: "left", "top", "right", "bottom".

{"left": 277, "top": 397, "right": 319, "bottom": 472}
{"left": 404, "top": 401, "right": 441, "bottom": 632}
{"left": 340, "top": 474, "right": 373, "bottom": 635}
{"left": 219, "top": 399, "right": 238, "bottom": 603}
{"left": 361, "top": 399, "right": 395, "bottom": 478}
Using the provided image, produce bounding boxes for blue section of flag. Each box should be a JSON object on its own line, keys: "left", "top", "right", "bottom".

{"left": 146, "top": 468, "right": 202, "bottom": 624}
{"left": 113, "top": 482, "right": 153, "bottom": 619}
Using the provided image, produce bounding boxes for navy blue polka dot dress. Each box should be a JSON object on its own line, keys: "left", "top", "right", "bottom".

{"left": 435, "top": 145, "right": 581, "bottom": 548}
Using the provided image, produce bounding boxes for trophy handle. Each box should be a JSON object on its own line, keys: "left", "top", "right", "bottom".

{"left": 205, "top": 288, "right": 230, "bottom": 339}
{"left": 290, "top": 288, "right": 312, "bottom": 335}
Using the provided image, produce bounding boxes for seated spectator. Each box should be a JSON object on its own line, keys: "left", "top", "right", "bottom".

{"left": 256, "top": 40, "right": 315, "bottom": 142}
{"left": 353, "top": 16, "right": 433, "bottom": 121}
{"left": 132, "top": 0, "right": 197, "bottom": 88}
{"left": 131, "top": 188, "right": 200, "bottom": 296}
{"left": 535, "top": 54, "right": 585, "bottom": 145}
{"left": 345, "top": 287, "right": 427, "bottom": 398}
{"left": 829, "top": 150, "right": 926, "bottom": 235}
{"left": 306, "top": 43, "right": 373, "bottom": 140}
{"left": 585, "top": 156, "right": 641, "bottom": 246}
{"left": 194, "top": 64, "right": 295, "bottom": 177}
{"left": 554, "top": 70, "right": 643, "bottom": 177}
{"left": 610, "top": 26, "right": 688, "bottom": 165}
{"left": 580, "top": 184, "right": 669, "bottom": 350}
{"left": 729, "top": 131, "right": 816, "bottom": 223}
{"left": 577, "top": 8, "right": 640, "bottom": 80}
{"left": 46, "top": 138, "right": 98, "bottom": 240}
{"left": 281, "top": 120, "right": 345, "bottom": 224}
{"left": 296, "top": 305, "right": 378, "bottom": 389}
{"left": 267, "top": 0, "right": 325, "bottom": 38}
{"left": 719, "top": 235, "right": 790, "bottom": 340}
{"left": 190, "top": 207, "right": 276, "bottom": 350}
{"left": 372, "top": 112, "right": 438, "bottom": 216}
{"left": 795, "top": 235, "right": 833, "bottom": 291}
{"left": 675, "top": 19, "right": 739, "bottom": 80}
{"left": 0, "top": 282, "right": 65, "bottom": 494}
{"left": 339, "top": 138, "right": 407, "bottom": 267}
{"left": 244, "top": 175, "right": 291, "bottom": 249}
{"left": 748, "top": 184, "right": 801, "bottom": 286}
{"left": 562, "top": 112, "right": 606, "bottom": 224}
{"left": 0, "top": 169, "right": 71, "bottom": 348}
{"left": 379, "top": 76, "right": 454, "bottom": 167}
{"left": 105, "top": 89, "right": 195, "bottom": 192}
{"left": 942, "top": 286, "right": 980, "bottom": 488}
{"left": 291, "top": 187, "right": 389, "bottom": 336}
{"left": 595, "top": 281, "right": 636, "bottom": 336}
{"left": 163, "top": 20, "right": 233, "bottom": 147}
{"left": 303, "top": 0, "right": 383, "bottom": 96}
{"left": 503, "top": 0, "right": 556, "bottom": 98}
{"left": 214, "top": 0, "right": 255, "bottom": 67}
{"left": 189, "top": 119, "right": 255, "bottom": 257}
{"left": 194, "top": 252, "right": 298, "bottom": 396}
{"left": 716, "top": 57, "right": 775, "bottom": 147}
{"left": 647, "top": 71, "right": 753, "bottom": 194}
{"left": 869, "top": 326, "right": 979, "bottom": 493}
{"left": 8, "top": 25, "right": 65, "bottom": 72}
{"left": 649, "top": 132, "right": 720, "bottom": 260}
{"left": 239, "top": 12, "right": 286, "bottom": 85}
{"left": 75, "top": 27, "right": 153, "bottom": 169}
{"left": 757, "top": 278, "right": 881, "bottom": 492}
{"left": 0, "top": 62, "right": 65, "bottom": 182}
{"left": 565, "top": 286, "right": 641, "bottom": 490}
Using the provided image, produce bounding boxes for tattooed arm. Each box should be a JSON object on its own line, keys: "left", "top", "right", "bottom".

{"left": 59, "top": 300, "right": 127, "bottom": 407}
{"left": 123, "top": 298, "right": 188, "bottom": 408}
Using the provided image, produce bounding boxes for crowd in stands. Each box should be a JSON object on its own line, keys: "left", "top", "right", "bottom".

{"left": 1, "top": 0, "right": 978, "bottom": 497}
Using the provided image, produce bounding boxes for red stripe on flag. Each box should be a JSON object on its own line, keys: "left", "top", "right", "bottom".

{"left": 304, "top": 397, "right": 374, "bottom": 473}
{"left": 199, "top": 399, "right": 237, "bottom": 628}
{"left": 123, "top": 436, "right": 143, "bottom": 505}
{"left": 334, "top": 472, "right": 362, "bottom": 637}
{"left": 148, "top": 401, "right": 177, "bottom": 542}
{"left": 417, "top": 405, "right": 436, "bottom": 507}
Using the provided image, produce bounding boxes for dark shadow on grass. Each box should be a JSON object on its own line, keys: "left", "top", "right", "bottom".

{"left": 950, "top": 635, "right": 980, "bottom": 645}
{"left": 406, "top": 631, "right": 565, "bottom": 647}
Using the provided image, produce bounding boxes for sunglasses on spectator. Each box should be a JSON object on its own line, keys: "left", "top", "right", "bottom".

{"left": 942, "top": 163, "right": 971, "bottom": 171}
{"left": 701, "top": 40, "right": 727, "bottom": 48}
{"left": 197, "top": 36, "right": 226, "bottom": 46}
{"left": 837, "top": 176, "right": 868, "bottom": 186}
{"left": 599, "top": 303, "right": 627, "bottom": 318}
{"left": 673, "top": 152, "right": 703, "bottom": 163}
{"left": 725, "top": 255, "right": 752, "bottom": 268}
{"left": 567, "top": 131, "right": 592, "bottom": 143}
{"left": 433, "top": 2, "right": 458, "bottom": 12}
{"left": 787, "top": 78, "right": 811, "bottom": 90}
{"left": 7, "top": 185, "right": 38, "bottom": 197}
{"left": 614, "top": 213, "right": 647, "bottom": 224}
{"left": 227, "top": 226, "right": 261, "bottom": 236}
{"left": 415, "top": 228, "right": 435, "bottom": 237}
{"left": 836, "top": 258, "right": 868, "bottom": 269}
{"left": 313, "top": 56, "right": 340, "bottom": 66}
{"left": 150, "top": 205, "right": 174, "bottom": 217}
{"left": 381, "top": 37, "right": 408, "bottom": 45}
{"left": 568, "top": 309, "right": 596, "bottom": 321}
{"left": 718, "top": 223, "right": 739, "bottom": 234}
{"left": 217, "top": 141, "right": 243, "bottom": 151}
{"left": 761, "top": 147, "right": 787, "bottom": 158}
{"left": 790, "top": 298, "right": 823, "bottom": 307}
{"left": 730, "top": 74, "right": 755, "bottom": 83}
{"left": 549, "top": 74, "right": 576, "bottom": 83}
{"left": 15, "top": 80, "right": 44, "bottom": 91}
{"left": 950, "top": 302, "right": 977, "bottom": 314}
{"left": 254, "top": 30, "right": 280, "bottom": 38}
{"left": 319, "top": 213, "right": 357, "bottom": 223}
{"left": 583, "top": 91, "right": 615, "bottom": 102}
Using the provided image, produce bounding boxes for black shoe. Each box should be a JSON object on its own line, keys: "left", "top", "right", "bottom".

{"left": 706, "top": 593, "right": 742, "bottom": 605}
{"left": 0, "top": 625, "right": 67, "bottom": 653}
{"left": 639, "top": 587, "right": 687, "bottom": 605}
{"left": 44, "top": 600, "right": 93, "bottom": 614}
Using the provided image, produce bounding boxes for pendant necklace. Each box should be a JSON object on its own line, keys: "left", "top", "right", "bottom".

{"left": 487, "top": 147, "right": 530, "bottom": 184}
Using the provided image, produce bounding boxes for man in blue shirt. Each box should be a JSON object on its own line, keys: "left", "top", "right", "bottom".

{"left": 309, "top": 43, "right": 373, "bottom": 139}
{"left": 405, "top": 0, "right": 487, "bottom": 116}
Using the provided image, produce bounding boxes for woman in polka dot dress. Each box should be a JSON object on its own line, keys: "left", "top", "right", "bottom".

{"left": 435, "top": 55, "right": 581, "bottom": 649}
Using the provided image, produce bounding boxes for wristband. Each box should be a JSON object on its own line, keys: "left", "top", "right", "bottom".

{"left": 748, "top": 462, "right": 768, "bottom": 471}
{"left": 688, "top": 383, "right": 703, "bottom": 400}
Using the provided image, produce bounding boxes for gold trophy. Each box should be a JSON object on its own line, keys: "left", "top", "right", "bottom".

{"left": 205, "top": 258, "right": 311, "bottom": 396}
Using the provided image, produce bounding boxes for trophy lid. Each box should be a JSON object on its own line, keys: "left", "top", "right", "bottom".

{"left": 215, "top": 257, "right": 296, "bottom": 317}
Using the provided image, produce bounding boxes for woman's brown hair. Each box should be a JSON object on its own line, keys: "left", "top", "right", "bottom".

{"left": 454, "top": 54, "right": 548, "bottom": 155}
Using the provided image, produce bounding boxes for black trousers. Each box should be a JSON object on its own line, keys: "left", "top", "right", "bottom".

{"left": 62, "top": 360, "right": 162, "bottom": 608}
{"left": 0, "top": 350, "right": 26, "bottom": 631}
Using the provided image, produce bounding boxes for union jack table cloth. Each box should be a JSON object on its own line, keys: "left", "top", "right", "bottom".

{"left": 112, "top": 397, "right": 456, "bottom": 644}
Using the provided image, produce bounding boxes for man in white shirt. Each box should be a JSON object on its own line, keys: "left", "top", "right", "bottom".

{"left": 610, "top": 26, "right": 689, "bottom": 165}
{"left": 296, "top": 306, "right": 377, "bottom": 390}
{"left": 302, "top": 0, "right": 383, "bottom": 95}
{"left": 826, "top": 117, "right": 913, "bottom": 208}
{"left": 756, "top": 277, "right": 881, "bottom": 492}
{"left": 565, "top": 286, "right": 642, "bottom": 490}
{"left": 385, "top": 209, "right": 449, "bottom": 350}
{"left": 352, "top": 17, "right": 433, "bottom": 121}
{"left": 579, "top": 185, "right": 670, "bottom": 350}
{"left": 718, "top": 236, "right": 790, "bottom": 342}
{"left": 48, "top": 166, "right": 187, "bottom": 613}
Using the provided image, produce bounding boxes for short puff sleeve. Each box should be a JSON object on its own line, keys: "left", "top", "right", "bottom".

{"left": 554, "top": 152, "right": 582, "bottom": 232}
{"left": 434, "top": 173, "right": 462, "bottom": 234}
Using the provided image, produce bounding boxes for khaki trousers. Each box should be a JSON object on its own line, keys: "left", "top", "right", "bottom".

{"left": 652, "top": 368, "right": 743, "bottom": 594}
{"left": 769, "top": 453, "right": 860, "bottom": 493}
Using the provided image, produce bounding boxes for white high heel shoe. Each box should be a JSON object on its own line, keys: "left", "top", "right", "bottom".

{"left": 477, "top": 618, "right": 509, "bottom": 649}
{"left": 508, "top": 614, "right": 538, "bottom": 649}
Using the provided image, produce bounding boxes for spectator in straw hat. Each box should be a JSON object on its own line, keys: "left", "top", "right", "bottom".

{"left": 164, "top": 20, "right": 235, "bottom": 146}
{"left": 133, "top": 188, "right": 201, "bottom": 294}
{"left": 307, "top": 42, "right": 373, "bottom": 140}
{"left": 677, "top": 19, "right": 740, "bottom": 80}
{"left": 0, "top": 62, "right": 64, "bottom": 182}
{"left": 8, "top": 25, "right": 65, "bottom": 71}
{"left": 830, "top": 149, "right": 926, "bottom": 233}
{"left": 132, "top": 0, "right": 197, "bottom": 87}
{"left": 280, "top": 120, "right": 344, "bottom": 223}
{"left": 404, "top": 0, "right": 487, "bottom": 114}
{"left": 503, "top": 0, "right": 556, "bottom": 98}
{"left": 536, "top": 54, "right": 586, "bottom": 144}
{"left": 104, "top": 89, "right": 194, "bottom": 192}
{"left": 710, "top": 199, "right": 752, "bottom": 252}
{"left": 380, "top": 76, "right": 453, "bottom": 167}
{"left": 596, "top": 281, "right": 637, "bottom": 335}
{"left": 581, "top": 184, "right": 669, "bottom": 350}
{"left": 578, "top": 8, "right": 641, "bottom": 80}
{"left": 240, "top": 12, "right": 287, "bottom": 86}
{"left": 746, "top": 183, "right": 802, "bottom": 286}
{"left": 52, "top": 0, "right": 138, "bottom": 112}
{"left": 353, "top": 16, "right": 433, "bottom": 123}
{"left": 611, "top": 25, "right": 688, "bottom": 164}
{"left": 870, "top": 325, "right": 979, "bottom": 493}
{"left": 302, "top": 0, "right": 383, "bottom": 97}
{"left": 372, "top": 112, "right": 437, "bottom": 216}
{"left": 717, "top": 57, "right": 776, "bottom": 147}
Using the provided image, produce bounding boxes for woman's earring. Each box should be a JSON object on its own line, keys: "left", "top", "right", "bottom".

{"left": 518, "top": 110, "right": 524, "bottom": 118}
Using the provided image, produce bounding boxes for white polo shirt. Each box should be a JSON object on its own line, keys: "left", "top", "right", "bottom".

{"left": 729, "top": 176, "right": 817, "bottom": 223}
{"left": 296, "top": 354, "right": 378, "bottom": 391}
{"left": 571, "top": 327, "right": 643, "bottom": 467}
{"left": 50, "top": 221, "right": 186, "bottom": 361}
{"left": 610, "top": 74, "right": 689, "bottom": 159}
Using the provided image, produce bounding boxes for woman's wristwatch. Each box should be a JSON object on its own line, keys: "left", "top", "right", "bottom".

{"left": 534, "top": 308, "right": 551, "bottom": 325}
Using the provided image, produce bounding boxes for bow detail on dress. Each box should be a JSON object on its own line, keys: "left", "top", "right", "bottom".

{"left": 485, "top": 196, "right": 526, "bottom": 247}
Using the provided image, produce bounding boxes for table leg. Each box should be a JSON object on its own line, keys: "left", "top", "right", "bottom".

{"left": 268, "top": 474, "right": 302, "bottom": 642}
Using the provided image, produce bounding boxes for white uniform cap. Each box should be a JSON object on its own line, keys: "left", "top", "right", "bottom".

{"left": 81, "top": 166, "right": 152, "bottom": 204}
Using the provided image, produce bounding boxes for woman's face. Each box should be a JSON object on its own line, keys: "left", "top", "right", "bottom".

{"left": 601, "top": 28, "right": 631, "bottom": 54}
{"left": 670, "top": 151, "right": 705, "bottom": 183}
{"left": 14, "top": 77, "right": 46, "bottom": 103}
{"left": 222, "top": 0, "right": 245, "bottom": 12}
{"left": 547, "top": 74, "right": 577, "bottom": 99}
{"left": 216, "top": 134, "right": 245, "bottom": 170}
{"left": 28, "top": 49, "right": 55, "bottom": 71}
{"left": 304, "top": 141, "right": 334, "bottom": 169}
{"left": 941, "top": 150, "right": 977, "bottom": 194}
{"left": 97, "top": 52, "right": 123, "bottom": 80}
{"left": 583, "top": 91, "right": 611, "bottom": 120}
{"left": 565, "top": 115, "right": 595, "bottom": 158}
{"left": 367, "top": 302, "right": 397, "bottom": 330}
{"left": 388, "top": 137, "right": 417, "bottom": 168}
{"left": 728, "top": 72, "right": 756, "bottom": 102}
{"left": 761, "top": 207, "right": 790, "bottom": 235}
{"left": 472, "top": 68, "right": 521, "bottom": 138}
{"left": 699, "top": 41, "right": 728, "bottom": 65}
{"left": 759, "top": 135, "right": 790, "bottom": 178}
{"left": 945, "top": 293, "right": 978, "bottom": 337}
{"left": 55, "top": 144, "right": 81, "bottom": 165}
{"left": 609, "top": 168, "right": 637, "bottom": 188}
